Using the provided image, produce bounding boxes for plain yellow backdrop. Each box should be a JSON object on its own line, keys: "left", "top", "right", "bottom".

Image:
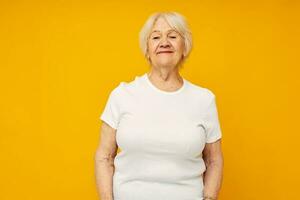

{"left": 0, "top": 0, "right": 299, "bottom": 199}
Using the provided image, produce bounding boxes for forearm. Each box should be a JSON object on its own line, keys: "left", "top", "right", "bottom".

{"left": 95, "top": 155, "right": 115, "bottom": 200}
{"left": 203, "top": 160, "right": 223, "bottom": 199}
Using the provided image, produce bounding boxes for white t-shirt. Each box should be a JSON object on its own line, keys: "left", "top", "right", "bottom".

{"left": 99, "top": 72, "right": 222, "bottom": 200}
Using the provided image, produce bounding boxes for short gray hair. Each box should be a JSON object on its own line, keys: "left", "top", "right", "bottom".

{"left": 139, "top": 11, "right": 193, "bottom": 68}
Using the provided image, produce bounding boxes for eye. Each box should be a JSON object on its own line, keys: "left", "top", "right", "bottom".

{"left": 169, "top": 36, "right": 177, "bottom": 39}
{"left": 152, "top": 36, "right": 160, "bottom": 40}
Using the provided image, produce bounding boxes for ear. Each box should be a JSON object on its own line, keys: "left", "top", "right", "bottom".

{"left": 147, "top": 54, "right": 152, "bottom": 64}
{"left": 146, "top": 47, "right": 151, "bottom": 59}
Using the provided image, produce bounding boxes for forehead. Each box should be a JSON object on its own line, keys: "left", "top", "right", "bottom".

{"left": 153, "top": 17, "right": 171, "bottom": 28}
{"left": 150, "top": 17, "right": 177, "bottom": 34}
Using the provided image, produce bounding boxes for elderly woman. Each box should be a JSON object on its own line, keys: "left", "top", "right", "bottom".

{"left": 95, "top": 11, "right": 224, "bottom": 200}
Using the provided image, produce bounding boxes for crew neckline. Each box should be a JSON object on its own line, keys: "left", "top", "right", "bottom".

{"left": 143, "top": 73, "right": 187, "bottom": 95}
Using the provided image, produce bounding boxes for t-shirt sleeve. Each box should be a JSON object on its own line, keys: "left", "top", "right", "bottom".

{"left": 204, "top": 92, "right": 223, "bottom": 143}
{"left": 99, "top": 86, "right": 121, "bottom": 130}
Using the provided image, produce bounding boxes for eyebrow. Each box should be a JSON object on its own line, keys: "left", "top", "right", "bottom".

{"left": 151, "top": 29, "right": 177, "bottom": 34}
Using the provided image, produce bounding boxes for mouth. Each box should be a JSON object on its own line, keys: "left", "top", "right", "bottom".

{"left": 157, "top": 51, "right": 174, "bottom": 54}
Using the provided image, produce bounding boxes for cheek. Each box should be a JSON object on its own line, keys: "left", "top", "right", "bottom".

{"left": 173, "top": 39, "right": 184, "bottom": 51}
{"left": 148, "top": 41, "right": 159, "bottom": 51}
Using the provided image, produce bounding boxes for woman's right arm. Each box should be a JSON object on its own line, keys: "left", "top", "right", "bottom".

{"left": 94, "top": 121, "right": 118, "bottom": 200}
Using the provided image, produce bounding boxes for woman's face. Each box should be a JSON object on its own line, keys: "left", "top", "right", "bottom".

{"left": 147, "top": 17, "right": 185, "bottom": 69}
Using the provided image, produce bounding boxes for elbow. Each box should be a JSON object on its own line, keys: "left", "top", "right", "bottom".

{"left": 205, "top": 153, "right": 224, "bottom": 168}
{"left": 94, "top": 149, "right": 115, "bottom": 165}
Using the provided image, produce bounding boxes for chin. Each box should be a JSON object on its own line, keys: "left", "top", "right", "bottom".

{"left": 157, "top": 62, "right": 177, "bottom": 68}
{"left": 160, "top": 59, "right": 180, "bottom": 66}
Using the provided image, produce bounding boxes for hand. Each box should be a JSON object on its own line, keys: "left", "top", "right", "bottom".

{"left": 203, "top": 196, "right": 217, "bottom": 200}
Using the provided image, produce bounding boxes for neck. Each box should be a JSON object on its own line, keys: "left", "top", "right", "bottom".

{"left": 146, "top": 67, "right": 184, "bottom": 91}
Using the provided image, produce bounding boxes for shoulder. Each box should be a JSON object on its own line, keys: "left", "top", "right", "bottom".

{"left": 186, "top": 80, "right": 216, "bottom": 102}
{"left": 108, "top": 75, "right": 140, "bottom": 98}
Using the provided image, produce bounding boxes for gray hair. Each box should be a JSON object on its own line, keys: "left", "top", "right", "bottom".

{"left": 139, "top": 11, "right": 193, "bottom": 68}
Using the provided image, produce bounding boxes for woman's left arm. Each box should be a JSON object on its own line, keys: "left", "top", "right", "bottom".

{"left": 202, "top": 139, "right": 224, "bottom": 200}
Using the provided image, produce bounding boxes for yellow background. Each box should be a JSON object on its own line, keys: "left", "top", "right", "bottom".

{"left": 0, "top": 0, "right": 299, "bottom": 199}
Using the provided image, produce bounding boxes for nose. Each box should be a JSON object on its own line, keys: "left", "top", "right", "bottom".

{"left": 159, "top": 43, "right": 170, "bottom": 48}
{"left": 159, "top": 43, "right": 171, "bottom": 51}
{"left": 159, "top": 36, "right": 171, "bottom": 48}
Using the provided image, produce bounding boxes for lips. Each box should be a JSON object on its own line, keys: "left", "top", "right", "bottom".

{"left": 157, "top": 51, "right": 174, "bottom": 54}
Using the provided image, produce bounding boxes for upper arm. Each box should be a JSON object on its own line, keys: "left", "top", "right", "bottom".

{"left": 95, "top": 85, "right": 122, "bottom": 161}
{"left": 99, "top": 86, "right": 121, "bottom": 130}
{"left": 203, "top": 91, "right": 222, "bottom": 143}
{"left": 202, "top": 91, "right": 223, "bottom": 164}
